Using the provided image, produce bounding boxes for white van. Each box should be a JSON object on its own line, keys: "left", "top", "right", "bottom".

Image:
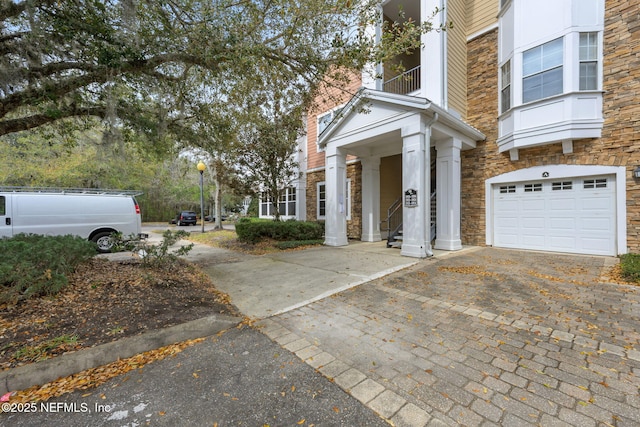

{"left": 0, "top": 187, "right": 147, "bottom": 252}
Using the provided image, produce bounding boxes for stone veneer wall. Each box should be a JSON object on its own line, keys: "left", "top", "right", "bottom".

{"left": 463, "top": 1, "right": 640, "bottom": 252}
{"left": 306, "top": 162, "right": 362, "bottom": 240}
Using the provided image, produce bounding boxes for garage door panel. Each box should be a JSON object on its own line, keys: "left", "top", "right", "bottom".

{"left": 522, "top": 199, "right": 545, "bottom": 211}
{"left": 581, "top": 196, "right": 613, "bottom": 211}
{"left": 582, "top": 237, "right": 614, "bottom": 253}
{"left": 521, "top": 234, "right": 546, "bottom": 247}
{"left": 521, "top": 216, "right": 545, "bottom": 229}
{"left": 492, "top": 175, "right": 616, "bottom": 256}
{"left": 549, "top": 217, "right": 576, "bottom": 230}
{"left": 549, "top": 197, "right": 577, "bottom": 211}
{"left": 581, "top": 217, "right": 612, "bottom": 232}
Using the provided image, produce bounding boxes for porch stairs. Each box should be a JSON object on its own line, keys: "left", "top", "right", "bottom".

{"left": 384, "top": 191, "right": 436, "bottom": 249}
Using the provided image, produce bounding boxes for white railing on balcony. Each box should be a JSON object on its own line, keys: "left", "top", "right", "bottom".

{"left": 383, "top": 65, "right": 421, "bottom": 95}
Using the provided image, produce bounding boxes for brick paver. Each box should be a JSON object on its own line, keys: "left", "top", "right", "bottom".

{"left": 258, "top": 248, "right": 640, "bottom": 425}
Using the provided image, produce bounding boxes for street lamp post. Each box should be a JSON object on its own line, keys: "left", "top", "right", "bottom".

{"left": 197, "top": 161, "right": 206, "bottom": 233}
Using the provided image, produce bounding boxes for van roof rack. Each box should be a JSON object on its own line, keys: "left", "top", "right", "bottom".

{"left": 0, "top": 186, "right": 143, "bottom": 196}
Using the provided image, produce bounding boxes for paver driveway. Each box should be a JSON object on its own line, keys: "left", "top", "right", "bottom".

{"left": 259, "top": 247, "right": 640, "bottom": 426}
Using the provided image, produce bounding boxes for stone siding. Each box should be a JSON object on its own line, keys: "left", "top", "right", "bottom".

{"left": 463, "top": 1, "right": 640, "bottom": 252}
{"left": 306, "top": 163, "right": 362, "bottom": 240}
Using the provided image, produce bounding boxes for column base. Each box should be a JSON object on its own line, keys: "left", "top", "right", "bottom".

{"left": 434, "top": 238, "right": 462, "bottom": 251}
{"left": 361, "top": 232, "right": 382, "bottom": 242}
{"left": 401, "top": 243, "right": 430, "bottom": 258}
{"left": 324, "top": 236, "right": 349, "bottom": 247}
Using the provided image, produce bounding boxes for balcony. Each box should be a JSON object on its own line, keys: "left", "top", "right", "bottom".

{"left": 382, "top": 65, "right": 421, "bottom": 95}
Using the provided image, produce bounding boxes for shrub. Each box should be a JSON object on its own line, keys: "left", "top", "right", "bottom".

{"left": 235, "top": 220, "right": 324, "bottom": 244}
{"left": 0, "top": 234, "right": 97, "bottom": 303}
{"left": 113, "top": 230, "right": 194, "bottom": 268}
{"left": 620, "top": 253, "right": 640, "bottom": 282}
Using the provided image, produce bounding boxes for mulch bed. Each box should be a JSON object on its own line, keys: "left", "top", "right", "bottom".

{"left": 0, "top": 257, "right": 239, "bottom": 371}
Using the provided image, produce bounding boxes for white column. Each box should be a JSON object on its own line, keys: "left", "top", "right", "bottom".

{"left": 435, "top": 138, "right": 462, "bottom": 250}
{"left": 324, "top": 146, "right": 348, "bottom": 246}
{"left": 361, "top": 157, "right": 381, "bottom": 242}
{"left": 400, "top": 118, "right": 432, "bottom": 258}
{"left": 421, "top": 0, "right": 446, "bottom": 106}
{"left": 295, "top": 179, "right": 306, "bottom": 221}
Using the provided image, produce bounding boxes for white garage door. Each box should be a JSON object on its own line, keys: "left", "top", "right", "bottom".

{"left": 492, "top": 175, "right": 616, "bottom": 256}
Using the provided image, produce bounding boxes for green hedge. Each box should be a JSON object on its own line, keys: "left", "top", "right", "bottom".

{"left": 235, "top": 219, "right": 324, "bottom": 244}
{"left": 0, "top": 234, "right": 97, "bottom": 303}
{"left": 620, "top": 253, "right": 640, "bottom": 282}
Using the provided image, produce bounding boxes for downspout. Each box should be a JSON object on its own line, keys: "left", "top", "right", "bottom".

{"left": 441, "top": 0, "right": 448, "bottom": 109}
{"left": 424, "top": 111, "right": 439, "bottom": 257}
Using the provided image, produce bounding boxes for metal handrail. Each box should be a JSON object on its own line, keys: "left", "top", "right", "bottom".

{"left": 383, "top": 65, "right": 421, "bottom": 95}
{"left": 430, "top": 190, "right": 436, "bottom": 241}
{"left": 382, "top": 197, "right": 403, "bottom": 247}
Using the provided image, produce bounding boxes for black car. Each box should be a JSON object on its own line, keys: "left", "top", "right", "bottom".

{"left": 174, "top": 211, "right": 197, "bottom": 226}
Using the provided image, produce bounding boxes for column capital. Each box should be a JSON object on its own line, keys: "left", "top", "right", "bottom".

{"left": 435, "top": 137, "right": 463, "bottom": 153}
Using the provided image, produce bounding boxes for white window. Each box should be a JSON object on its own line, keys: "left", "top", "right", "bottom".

{"left": 524, "top": 183, "right": 542, "bottom": 192}
{"left": 260, "top": 192, "right": 270, "bottom": 216}
{"left": 579, "top": 32, "right": 598, "bottom": 91}
{"left": 316, "top": 105, "right": 344, "bottom": 152}
{"left": 316, "top": 180, "right": 351, "bottom": 220}
{"left": 552, "top": 181, "right": 573, "bottom": 191}
{"left": 317, "top": 182, "right": 326, "bottom": 219}
{"left": 584, "top": 178, "right": 607, "bottom": 189}
{"left": 260, "top": 187, "right": 296, "bottom": 218}
{"left": 499, "top": 185, "right": 516, "bottom": 194}
{"left": 317, "top": 111, "right": 334, "bottom": 136}
{"left": 500, "top": 60, "right": 512, "bottom": 113}
{"left": 523, "top": 38, "right": 563, "bottom": 103}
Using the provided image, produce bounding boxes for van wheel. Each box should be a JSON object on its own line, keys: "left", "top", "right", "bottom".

{"left": 92, "top": 232, "right": 114, "bottom": 253}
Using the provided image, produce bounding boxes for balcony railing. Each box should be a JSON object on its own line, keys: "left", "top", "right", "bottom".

{"left": 383, "top": 65, "right": 421, "bottom": 95}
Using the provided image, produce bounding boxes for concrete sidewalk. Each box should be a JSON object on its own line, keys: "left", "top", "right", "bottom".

{"left": 199, "top": 241, "right": 421, "bottom": 318}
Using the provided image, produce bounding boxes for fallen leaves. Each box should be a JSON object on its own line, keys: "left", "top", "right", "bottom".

{"left": 437, "top": 265, "right": 504, "bottom": 279}
{"left": 2, "top": 337, "right": 205, "bottom": 409}
{"left": 0, "top": 258, "right": 238, "bottom": 370}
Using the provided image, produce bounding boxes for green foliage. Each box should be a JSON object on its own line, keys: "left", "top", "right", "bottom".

{"left": 0, "top": 234, "right": 97, "bottom": 304}
{"left": 235, "top": 219, "right": 324, "bottom": 244}
{"left": 14, "top": 334, "right": 79, "bottom": 363}
{"left": 620, "top": 253, "right": 640, "bottom": 282}
{"left": 114, "top": 230, "right": 194, "bottom": 268}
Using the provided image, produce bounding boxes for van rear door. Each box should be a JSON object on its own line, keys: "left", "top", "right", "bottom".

{"left": 0, "top": 195, "right": 12, "bottom": 238}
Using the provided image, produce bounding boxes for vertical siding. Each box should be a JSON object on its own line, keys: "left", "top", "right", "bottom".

{"left": 466, "top": 0, "right": 499, "bottom": 37}
{"left": 447, "top": 0, "right": 468, "bottom": 118}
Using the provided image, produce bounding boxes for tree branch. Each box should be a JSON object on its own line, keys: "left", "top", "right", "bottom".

{"left": 0, "top": 105, "right": 106, "bottom": 135}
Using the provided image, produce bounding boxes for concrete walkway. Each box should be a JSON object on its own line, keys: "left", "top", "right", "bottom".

{"left": 199, "top": 241, "right": 420, "bottom": 318}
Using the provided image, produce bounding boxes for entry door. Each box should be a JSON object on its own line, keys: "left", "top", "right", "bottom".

{"left": 0, "top": 195, "right": 12, "bottom": 238}
{"left": 492, "top": 175, "right": 616, "bottom": 256}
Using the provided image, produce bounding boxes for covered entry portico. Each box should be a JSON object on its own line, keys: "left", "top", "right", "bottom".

{"left": 318, "top": 89, "right": 484, "bottom": 258}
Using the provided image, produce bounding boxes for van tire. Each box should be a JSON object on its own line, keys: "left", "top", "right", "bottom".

{"left": 92, "top": 231, "right": 114, "bottom": 253}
